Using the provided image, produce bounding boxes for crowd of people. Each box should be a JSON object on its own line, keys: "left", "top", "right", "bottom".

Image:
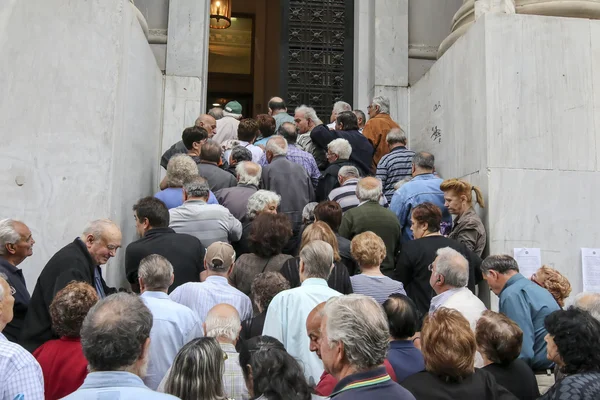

{"left": 1, "top": 96, "right": 599, "bottom": 400}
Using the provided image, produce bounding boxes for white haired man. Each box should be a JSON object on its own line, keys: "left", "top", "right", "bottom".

{"left": 214, "top": 100, "right": 243, "bottom": 144}
{"left": 319, "top": 294, "right": 415, "bottom": 399}
{"left": 339, "top": 177, "right": 400, "bottom": 277}
{"left": 0, "top": 219, "right": 34, "bottom": 342}
{"left": 316, "top": 139, "right": 355, "bottom": 201}
{"left": 376, "top": 128, "right": 415, "bottom": 203}
{"left": 329, "top": 166, "right": 388, "bottom": 213}
{"left": 20, "top": 219, "right": 120, "bottom": 352}
{"left": 363, "top": 96, "right": 401, "bottom": 171}
{"left": 0, "top": 273, "right": 44, "bottom": 399}
{"left": 215, "top": 161, "right": 261, "bottom": 221}
{"left": 570, "top": 292, "right": 600, "bottom": 321}
{"left": 294, "top": 105, "right": 327, "bottom": 170}
{"left": 327, "top": 101, "right": 352, "bottom": 129}
{"left": 263, "top": 240, "right": 341, "bottom": 386}
{"left": 139, "top": 255, "right": 203, "bottom": 390}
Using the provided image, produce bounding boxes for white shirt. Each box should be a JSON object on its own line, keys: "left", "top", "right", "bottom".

{"left": 223, "top": 141, "right": 264, "bottom": 164}
{"left": 214, "top": 116, "right": 240, "bottom": 144}
{"left": 262, "top": 278, "right": 341, "bottom": 386}
{"left": 0, "top": 333, "right": 44, "bottom": 400}
{"left": 140, "top": 291, "right": 203, "bottom": 390}
{"left": 170, "top": 276, "right": 253, "bottom": 324}
{"left": 431, "top": 287, "right": 487, "bottom": 331}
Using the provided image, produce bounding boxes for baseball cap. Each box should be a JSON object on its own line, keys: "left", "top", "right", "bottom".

{"left": 224, "top": 100, "right": 242, "bottom": 115}
{"left": 206, "top": 242, "right": 235, "bottom": 270}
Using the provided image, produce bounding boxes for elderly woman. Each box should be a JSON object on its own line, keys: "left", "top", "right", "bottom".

{"left": 254, "top": 114, "right": 277, "bottom": 147}
{"left": 314, "top": 201, "right": 357, "bottom": 274}
{"left": 476, "top": 310, "right": 540, "bottom": 400}
{"left": 402, "top": 308, "right": 515, "bottom": 399}
{"left": 540, "top": 308, "right": 600, "bottom": 399}
{"left": 439, "top": 178, "right": 487, "bottom": 257}
{"left": 230, "top": 213, "right": 293, "bottom": 296}
{"left": 531, "top": 265, "right": 572, "bottom": 308}
{"left": 280, "top": 221, "right": 353, "bottom": 294}
{"left": 241, "top": 272, "right": 290, "bottom": 340}
{"left": 395, "top": 202, "right": 482, "bottom": 317}
{"left": 33, "top": 282, "right": 99, "bottom": 400}
{"left": 350, "top": 232, "right": 405, "bottom": 304}
{"left": 163, "top": 337, "right": 228, "bottom": 400}
{"left": 155, "top": 154, "right": 218, "bottom": 209}
{"left": 316, "top": 138, "right": 355, "bottom": 201}
{"left": 233, "top": 189, "right": 281, "bottom": 256}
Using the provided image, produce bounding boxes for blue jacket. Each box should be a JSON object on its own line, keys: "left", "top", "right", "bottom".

{"left": 330, "top": 366, "right": 415, "bottom": 400}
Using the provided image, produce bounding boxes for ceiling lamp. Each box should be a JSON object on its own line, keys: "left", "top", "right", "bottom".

{"left": 210, "top": 0, "right": 232, "bottom": 29}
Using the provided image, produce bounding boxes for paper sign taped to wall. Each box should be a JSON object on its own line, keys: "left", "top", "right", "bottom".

{"left": 582, "top": 248, "right": 600, "bottom": 293}
{"left": 513, "top": 248, "right": 541, "bottom": 279}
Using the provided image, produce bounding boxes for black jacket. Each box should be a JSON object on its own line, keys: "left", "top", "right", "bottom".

{"left": 0, "top": 257, "right": 30, "bottom": 342}
{"left": 125, "top": 227, "right": 205, "bottom": 293}
{"left": 160, "top": 140, "right": 188, "bottom": 169}
{"left": 19, "top": 239, "right": 115, "bottom": 352}
{"left": 316, "top": 159, "right": 357, "bottom": 202}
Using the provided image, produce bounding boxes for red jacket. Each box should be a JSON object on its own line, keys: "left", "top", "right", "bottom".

{"left": 33, "top": 337, "right": 88, "bottom": 400}
{"left": 315, "top": 359, "right": 398, "bottom": 397}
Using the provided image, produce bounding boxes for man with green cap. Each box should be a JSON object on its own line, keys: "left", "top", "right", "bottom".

{"left": 214, "top": 100, "right": 243, "bottom": 145}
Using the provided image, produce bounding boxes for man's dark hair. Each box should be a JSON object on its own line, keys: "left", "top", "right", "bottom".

{"left": 314, "top": 201, "right": 343, "bottom": 232}
{"left": 81, "top": 293, "right": 153, "bottom": 371}
{"left": 201, "top": 139, "right": 222, "bottom": 163}
{"left": 336, "top": 111, "right": 359, "bottom": 131}
{"left": 238, "top": 119, "right": 260, "bottom": 142}
{"left": 182, "top": 126, "right": 208, "bottom": 150}
{"left": 268, "top": 99, "right": 287, "bottom": 112}
{"left": 278, "top": 122, "right": 298, "bottom": 144}
{"left": 256, "top": 114, "right": 276, "bottom": 139}
{"left": 383, "top": 293, "right": 421, "bottom": 339}
{"left": 412, "top": 152, "right": 435, "bottom": 170}
{"left": 230, "top": 146, "right": 253, "bottom": 164}
{"left": 481, "top": 255, "right": 520, "bottom": 275}
{"left": 132, "top": 197, "right": 169, "bottom": 228}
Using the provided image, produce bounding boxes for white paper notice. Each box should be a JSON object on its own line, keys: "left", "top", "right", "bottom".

{"left": 513, "top": 248, "right": 542, "bottom": 279}
{"left": 582, "top": 248, "right": 600, "bottom": 293}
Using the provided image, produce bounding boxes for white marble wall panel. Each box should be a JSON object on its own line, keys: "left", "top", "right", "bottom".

{"left": 374, "top": 0, "right": 409, "bottom": 87}
{"left": 353, "top": 0, "right": 375, "bottom": 113}
{"left": 408, "top": 58, "right": 435, "bottom": 86}
{"left": 592, "top": 21, "right": 600, "bottom": 170}
{"left": 485, "top": 15, "right": 597, "bottom": 171}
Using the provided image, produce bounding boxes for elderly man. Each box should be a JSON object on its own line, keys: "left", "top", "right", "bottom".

{"left": 169, "top": 176, "right": 242, "bottom": 246}
{"left": 216, "top": 161, "right": 261, "bottom": 220}
{"left": 126, "top": 197, "right": 205, "bottom": 293}
{"left": 63, "top": 293, "right": 177, "bottom": 399}
{"left": 0, "top": 274, "right": 44, "bottom": 399}
{"left": 390, "top": 152, "right": 452, "bottom": 243}
{"left": 294, "top": 105, "right": 327, "bottom": 170}
{"left": 570, "top": 292, "right": 600, "bottom": 320}
{"left": 223, "top": 118, "right": 264, "bottom": 163}
{"left": 214, "top": 100, "right": 243, "bottom": 144}
{"left": 170, "top": 242, "right": 252, "bottom": 324}
{"left": 353, "top": 109, "right": 366, "bottom": 132}
{"left": 258, "top": 122, "right": 320, "bottom": 188}
{"left": 429, "top": 247, "right": 486, "bottom": 330}
{"left": 376, "top": 128, "right": 415, "bottom": 203}
{"left": 327, "top": 100, "right": 352, "bottom": 129}
{"left": 226, "top": 145, "right": 252, "bottom": 176}
{"left": 320, "top": 295, "right": 416, "bottom": 399}
{"left": 20, "top": 219, "right": 120, "bottom": 352}
{"left": 482, "top": 255, "right": 559, "bottom": 377}
{"left": 316, "top": 139, "right": 355, "bottom": 201}
{"left": 158, "top": 127, "right": 209, "bottom": 191}
{"left": 329, "top": 166, "right": 387, "bottom": 212}
{"left": 339, "top": 177, "right": 400, "bottom": 276}
{"left": 160, "top": 115, "right": 216, "bottom": 169}
{"left": 263, "top": 240, "right": 341, "bottom": 386}
{"left": 198, "top": 140, "right": 237, "bottom": 192}
{"left": 138, "top": 255, "right": 202, "bottom": 390}
{"left": 261, "top": 136, "right": 315, "bottom": 232}
{"left": 363, "top": 96, "right": 402, "bottom": 171}
{"left": 268, "top": 97, "right": 295, "bottom": 130}
{"left": 208, "top": 107, "right": 224, "bottom": 121}
{"left": 311, "top": 111, "right": 374, "bottom": 176}
{"left": 0, "top": 219, "right": 34, "bottom": 343}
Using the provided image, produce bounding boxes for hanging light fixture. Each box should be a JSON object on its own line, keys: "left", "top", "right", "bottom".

{"left": 210, "top": 0, "right": 232, "bottom": 29}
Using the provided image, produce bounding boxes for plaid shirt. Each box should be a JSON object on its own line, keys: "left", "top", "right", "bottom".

{"left": 221, "top": 343, "right": 249, "bottom": 400}
{"left": 258, "top": 144, "right": 320, "bottom": 188}
{"left": 0, "top": 333, "right": 44, "bottom": 400}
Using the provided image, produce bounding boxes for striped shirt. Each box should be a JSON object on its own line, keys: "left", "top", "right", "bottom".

{"left": 376, "top": 146, "right": 415, "bottom": 202}
{"left": 328, "top": 179, "right": 388, "bottom": 213}
{"left": 0, "top": 333, "right": 44, "bottom": 400}
{"left": 350, "top": 275, "right": 406, "bottom": 304}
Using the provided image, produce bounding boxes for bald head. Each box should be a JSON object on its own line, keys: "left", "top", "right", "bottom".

{"left": 195, "top": 114, "right": 217, "bottom": 137}
{"left": 203, "top": 304, "right": 241, "bottom": 343}
{"left": 268, "top": 97, "right": 287, "bottom": 115}
{"left": 306, "top": 302, "right": 327, "bottom": 357}
{"left": 82, "top": 219, "right": 122, "bottom": 266}
{"left": 236, "top": 161, "right": 262, "bottom": 186}
{"left": 265, "top": 136, "right": 288, "bottom": 162}
{"left": 356, "top": 177, "right": 383, "bottom": 202}
{"left": 278, "top": 122, "right": 298, "bottom": 144}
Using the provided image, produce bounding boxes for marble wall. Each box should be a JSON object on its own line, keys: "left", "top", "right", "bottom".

{"left": 0, "top": 0, "right": 164, "bottom": 288}
{"left": 410, "top": 13, "right": 600, "bottom": 294}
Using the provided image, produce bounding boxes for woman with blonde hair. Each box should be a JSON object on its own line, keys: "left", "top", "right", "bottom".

{"left": 279, "top": 221, "right": 352, "bottom": 294}
{"left": 439, "top": 178, "right": 487, "bottom": 257}
{"left": 531, "top": 265, "right": 572, "bottom": 308}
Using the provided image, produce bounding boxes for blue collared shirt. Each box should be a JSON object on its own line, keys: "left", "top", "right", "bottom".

{"left": 62, "top": 371, "right": 179, "bottom": 400}
{"left": 140, "top": 291, "right": 203, "bottom": 390}
{"left": 0, "top": 333, "right": 44, "bottom": 400}
{"left": 389, "top": 173, "right": 452, "bottom": 243}
{"left": 499, "top": 273, "right": 560, "bottom": 370}
{"left": 386, "top": 340, "right": 425, "bottom": 383}
{"left": 155, "top": 187, "right": 218, "bottom": 210}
